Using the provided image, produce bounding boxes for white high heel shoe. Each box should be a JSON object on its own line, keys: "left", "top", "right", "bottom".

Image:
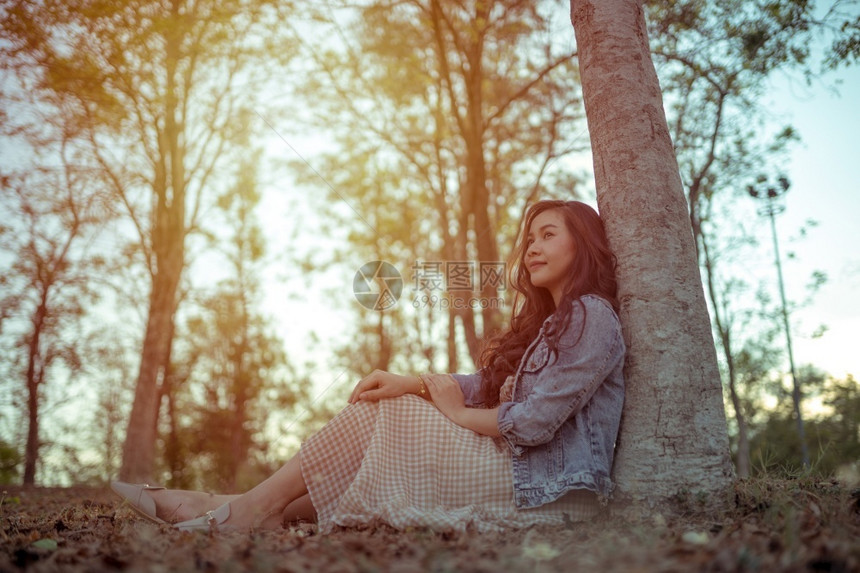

{"left": 174, "top": 502, "right": 231, "bottom": 531}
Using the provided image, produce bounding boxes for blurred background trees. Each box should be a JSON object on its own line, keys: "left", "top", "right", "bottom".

{"left": 0, "top": 0, "right": 304, "bottom": 488}
{"left": 162, "top": 159, "right": 306, "bottom": 491}
{"left": 0, "top": 0, "right": 857, "bottom": 488}
{"left": 0, "top": 145, "right": 111, "bottom": 486}
{"left": 287, "top": 0, "right": 588, "bottom": 393}
{"left": 645, "top": 0, "right": 857, "bottom": 478}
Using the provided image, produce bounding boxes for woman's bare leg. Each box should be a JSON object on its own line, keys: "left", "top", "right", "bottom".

{"left": 282, "top": 493, "right": 317, "bottom": 525}
{"left": 221, "top": 452, "right": 308, "bottom": 528}
{"left": 148, "top": 452, "right": 310, "bottom": 528}
{"left": 239, "top": 493, "right": 316, "bottom": 529}
{"left": 147, "top": 490, "right": 240, "bottom": 523}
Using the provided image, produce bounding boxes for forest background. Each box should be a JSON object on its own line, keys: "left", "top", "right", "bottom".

{"left": 0, "top": 0, "right": 858, "bottom": 493}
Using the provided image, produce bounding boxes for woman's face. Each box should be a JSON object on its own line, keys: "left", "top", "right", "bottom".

{"left": 524, "top": 208, "right": 576, "bottom": 307}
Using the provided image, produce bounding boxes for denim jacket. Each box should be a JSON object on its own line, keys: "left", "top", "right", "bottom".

{"left": 451, "top": 294, "right": 625, "bottom": 508}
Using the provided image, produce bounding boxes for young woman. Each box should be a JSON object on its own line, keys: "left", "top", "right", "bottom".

{"left": 112, "top": 199, "right": 626, "bottom": 533}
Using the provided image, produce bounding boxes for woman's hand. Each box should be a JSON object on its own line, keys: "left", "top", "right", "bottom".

{"left": 423, "top": 373, "right": 466, "bottom": 422}
{"left": 349, "top": 370, "right": 417, "bottom": 404}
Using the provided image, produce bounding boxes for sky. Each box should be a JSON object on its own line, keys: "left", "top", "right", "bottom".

{"left": 759, "top": 69, "right": 860, "bottom": 380}
{"left": 253, "top": 58, "right": 860, "bottom": 414}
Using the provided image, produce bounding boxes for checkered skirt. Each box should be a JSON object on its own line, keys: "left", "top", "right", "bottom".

{"left": 300, "top": 394, "right": 598, "bottom": 533}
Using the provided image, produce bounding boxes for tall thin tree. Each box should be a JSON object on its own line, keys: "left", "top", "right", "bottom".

{"left": 0, "top": 163, "right": 107, "bottom": 485}
{"left": 570, "top": 0, "right": 734, "bottom": 504}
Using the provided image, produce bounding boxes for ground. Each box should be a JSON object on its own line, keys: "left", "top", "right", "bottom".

{"left": 1, "top": 479, "right": 857, "bottom": 572}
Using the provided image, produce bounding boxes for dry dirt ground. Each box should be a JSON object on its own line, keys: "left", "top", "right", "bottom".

{"left": 1, "top": 479, "right": 857, "bottom": 572}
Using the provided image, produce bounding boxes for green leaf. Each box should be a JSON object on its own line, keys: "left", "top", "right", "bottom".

{"left": 31, "top": 538, "right": 58, "bottom": 551}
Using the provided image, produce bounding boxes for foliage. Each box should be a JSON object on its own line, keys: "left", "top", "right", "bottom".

{"left": 0, "top": 0, "right": 300, "bottom": 481}
{"left": 0, "top": 440, "right": 21, "bottom": 484}
{"left": 750, "top": 371, "right": 860, "bottom": 479}
{"left": 823, "top": 1, "right": 860, "bottom": 68}
{"left": 288, "top": 0, "right": 587, "bottom": 381}
{"left": 643, "top": 0, "right": 858, "bottom": 476}
{"left": 158, "top": 160, "right": 307, "bottom": 492}
{"left": 0, "top": 126, "right": 113, "bottom": 484}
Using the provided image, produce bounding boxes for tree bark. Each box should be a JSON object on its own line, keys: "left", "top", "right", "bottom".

{"left": 461, "top": 0, "right": 502, "bottom": 339}
{"left": 120, "top": 263, "right": 182, "bottom": 482}
{"left": 119, "top": 4, "right": 188, "bottom": 482}
{"left": 23, "top": 295, "right": 48, "bottom": 486}
{"left": 570, "top": 0, "right": 734, "bottom": 504}
{"left": 121, "top": 101, "right": 185, "bottom": 482}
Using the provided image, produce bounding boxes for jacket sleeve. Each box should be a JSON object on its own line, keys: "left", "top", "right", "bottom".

{"left": 497, "top": 297, "right": 624, "bottom": 452}
{"left": 449, "top": 370, "right": 487, "bottom": 408}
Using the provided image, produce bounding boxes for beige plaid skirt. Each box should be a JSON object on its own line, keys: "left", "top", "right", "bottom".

{"left": 300, "top": 394, "right": 599, "bottom": 533}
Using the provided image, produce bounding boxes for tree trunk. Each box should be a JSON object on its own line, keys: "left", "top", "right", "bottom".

{"left": 160, "top": 313, "right": 183, "bottom": 487}
{"left": 570, "top": 0, "right": 734, "bottom": 504}
{"left": 229, "top": 376, "right": 248, "bottom": 492}
{"left": 164, "top": 382, "right": 182, "bottom": 486}
{"left": 119, "top": 266, "right": 182, "bottom": 482}
{"left": 375, "top": 311, "right": 392, "bottom": 371}
{"left": 229, "top": 293, "right": 249, "bottom": 491}
{"left": 119, "top": 9, "right": 187, "bottom": 482}
{"left": 728, "top": 375, "right": 751, "bottom": 478}
{"left": 462, "top": 0, "right": 501, "bottom": 339}
{"left": 455, "top": 194, "right": 481, "bottom": 365}
{"left": 702, "top": 235, "right": 751, "bottom": 478}
{"left": 446, "top": 306, "right": 458, "bottom": 373}
{"left": 23, "top": 296, "right": 48, "bottom": 486}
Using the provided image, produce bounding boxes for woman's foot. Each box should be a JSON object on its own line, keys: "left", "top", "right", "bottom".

{"left": 110, "top": 482, "right": 167, "bottom": 524}
{"left": 175, "top": 502, "right": 232, "bottom": 531}
{"left": 173, "top": 500, "right": 288, "bottom": 531}
{"left": 149, "top": 489, "right": 232, "bottom": 522}
{"left": 111, "top": 482, "right": 242, "bottom": 524}
{"left": 175, "top": 452, "right": 309, "bottom": 531}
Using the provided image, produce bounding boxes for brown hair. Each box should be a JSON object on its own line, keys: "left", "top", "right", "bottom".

{"left": 478, "top": 200, "right": 619, "bottom": 406}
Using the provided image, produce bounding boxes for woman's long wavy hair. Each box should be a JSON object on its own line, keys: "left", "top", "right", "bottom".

{"left": 478, "top": 200, "right": 619, "bottom": 406}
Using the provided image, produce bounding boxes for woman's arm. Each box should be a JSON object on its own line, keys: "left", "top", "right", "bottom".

{"left": 450, "top": 407, "right": 501, "bottom": 437}
{"left": 350, "top": 369, "right": 488, "bottom": 406}
{"left": 348, "top": 370, "right": 423, "bottom": 404}
{"left": 423, "top": 374, "right": 501, "bottom": 437}
{"left": 448, "top": 371, "right": 487, "bottom": 407}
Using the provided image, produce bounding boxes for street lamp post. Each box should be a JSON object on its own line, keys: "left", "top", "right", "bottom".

{"left": 747, "top": 176, "right": 810, "bottom": 469}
